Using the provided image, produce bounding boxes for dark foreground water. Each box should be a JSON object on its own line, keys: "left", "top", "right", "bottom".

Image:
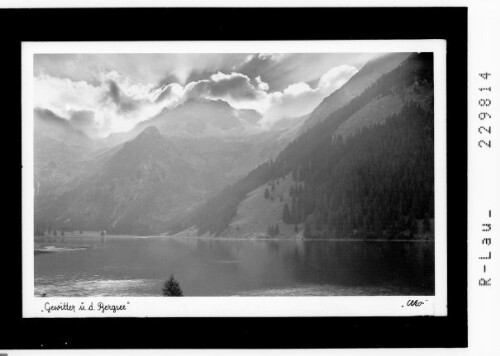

{"left": 34, "top": 237, "right": 434, "bottom": 297}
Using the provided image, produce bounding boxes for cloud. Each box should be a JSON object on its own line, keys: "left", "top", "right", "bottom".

{"left": 239, "top": 53, "right": 378, "bottom": 92}
{"left": 156, "top": 73, "right": 181, "bottom": 88}
{"left": 36, "top": 52, "right": 380, "bottom": 97}
{"left": 34, "top": 72, "right": 180, "bottom": 136}
{"left": 105, "top": 80, "right": 140, "bottom": 114}
{"left": 282, "top": 82, "right": 312, "bottom": 96}
{"left": 34, "top": 74, "right": 105, "bottom": 119}
{"left": 318, "top": 65, "right": 359, "bottom": 91}
{"left": 257, "top": 53, "right": 287, "bottom": 62}
{"left": 254, "top": 76, "right": 269, "bottom": 91}
{"left": 155, "top": 82, "right": 185, "bottom": 103}
{"left": 35, "top": 53, "right": 257, "bottom": 89}
{"left": 185, "top": 72, "right": 260, "bottom": 102}
{"left": 33, "top": 54, "right": 361, "bottom": 136}
{"left": 179, "top": 64, "right": 357, "bottom": 127}
{"left": 259, "top": 64, "right": 358, "bottom": 127}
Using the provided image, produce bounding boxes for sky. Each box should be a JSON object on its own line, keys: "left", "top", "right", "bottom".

{"left": 34, "top": 52, "right": 381, "bottom": 137}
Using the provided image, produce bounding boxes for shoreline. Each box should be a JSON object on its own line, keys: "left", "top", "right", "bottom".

{"left": 153, "top": 235, "right": 434, "bottom": 243}
{"left": 35, "top": 234, "right": 151, "bottom": 241}
{"left": 35, "top": 234, "right": 435, "bottom": 243}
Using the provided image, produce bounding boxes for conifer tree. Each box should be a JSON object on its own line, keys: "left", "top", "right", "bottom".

{"left": 162, "top": 274, "right": 183, "bottom": 296}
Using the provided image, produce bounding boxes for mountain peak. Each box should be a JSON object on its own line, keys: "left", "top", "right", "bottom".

{"left": 137, "top": 125, "right": 161, "bottom": 138}
{"left": 181, "top": 97, "right": 233, "bottom": 109}
{"left": 125, "top": 125, "right": 165, "bottom": 148}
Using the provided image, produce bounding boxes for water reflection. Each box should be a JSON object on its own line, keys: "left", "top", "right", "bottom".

{"left": 34, "top": 238, "right": 434, "bottom": 297}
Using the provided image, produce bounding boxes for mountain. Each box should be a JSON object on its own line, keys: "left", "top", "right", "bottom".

{"left": 34, "top": 101, "right": 306, "bottom": 235}
{"left": 34, "top": 108, "right": 99, "bottom": 202}
{"left": 136, "top": 98, "right": 262, "bottom": 137}
{"left": 105, "top": 98, "right": 263, "bottom": 147}
{"left": 187, "top": 53, "right": 435, "bottom": 239}
{"left": 40, "top": 126, "right": 215, "bottom": 234}
{"left": 301, "top": 53, "right": 411, "bottom": 132}
{"left": 103, "top": 98, "right": 306, "bottom": 182}
{"left": 37, "top": 122, "right": 299, "bottom": 235}
{"left": 34, "top": 108, "right": 91, "bottom": 144}
{"left": 34, "top": 53, "right": 429, "bottom": 238}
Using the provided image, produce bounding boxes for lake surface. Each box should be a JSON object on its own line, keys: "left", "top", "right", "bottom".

{"left": 34, "top": 237, "right": 434, "bottom": 297}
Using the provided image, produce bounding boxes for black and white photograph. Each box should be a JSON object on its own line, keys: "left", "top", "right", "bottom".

{"left": 3, "top": 2, "right": 494, "bottom": 352}
{"left": 22, "top": 40, "right": 447, "bottom": 317}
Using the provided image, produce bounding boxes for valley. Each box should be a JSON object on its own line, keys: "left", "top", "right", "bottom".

{"left": 34, "top": 52, "right": 436, "bottom": 241}
{"left": 31, "top": 49, "right": 438, "bottom": 299}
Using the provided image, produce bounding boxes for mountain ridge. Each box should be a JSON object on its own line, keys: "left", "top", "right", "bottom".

{"left": 187, "top": 52, "right": 434, "bottom": 238}
{"left": 34, "top": 53, "right": 434, "bottom": 239}
{"left": 302, "top": 52, "right": 411, "bottom": 132}
{"left": 41, "top": 125, "right": 205, "bottom": 234}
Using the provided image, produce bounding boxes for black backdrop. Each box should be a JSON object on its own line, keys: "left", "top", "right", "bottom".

{"left": 1, "top": 7, "right": 467, "bottom": 349}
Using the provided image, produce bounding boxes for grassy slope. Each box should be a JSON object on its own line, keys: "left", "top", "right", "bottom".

{"left": 222, "top": 173, "right": 302, "bottom": 238}
{"left": 220, "top": 80, "right": 435, "bottom": 240}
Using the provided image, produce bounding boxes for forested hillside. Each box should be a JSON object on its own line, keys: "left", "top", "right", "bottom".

{"left": 282, "top": 102, "right": 433, "bottom": 238}
{"left": 188, "top": 53, "right": 434, "bottom": 238}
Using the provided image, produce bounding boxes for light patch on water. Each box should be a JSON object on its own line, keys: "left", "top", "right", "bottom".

{"left": 35, "top": 278, "right": 159, "bottom": 297}
{"left": 35, "top": 245, "right": 89, "bottom": 253}
{"left": 238, "top": 284, "right": 408, "bottom": 296}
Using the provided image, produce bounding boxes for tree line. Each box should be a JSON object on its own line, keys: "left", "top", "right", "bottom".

{"left": 186, "top": 53, "right": 434, "bottom": 238}
{"left": 282, "top": 102, "right": 433, "bottom": 239}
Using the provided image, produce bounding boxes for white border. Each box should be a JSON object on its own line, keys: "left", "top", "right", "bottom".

{"left": 22, "top": 40, "right": 447, "bottom": 318}
{"left": 468, "top": 0, "right": 500, "bottom": 354}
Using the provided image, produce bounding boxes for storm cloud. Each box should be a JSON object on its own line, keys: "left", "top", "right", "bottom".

{"left": 33, "top": 52, "right": 376, "bottom": 136}
{"left": 106, "top": 80, "right": 140, "bottom": 114}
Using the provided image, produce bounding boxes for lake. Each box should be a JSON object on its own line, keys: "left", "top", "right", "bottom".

{"left": 34, "top": 237, "right": 434, "bottom": 297}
